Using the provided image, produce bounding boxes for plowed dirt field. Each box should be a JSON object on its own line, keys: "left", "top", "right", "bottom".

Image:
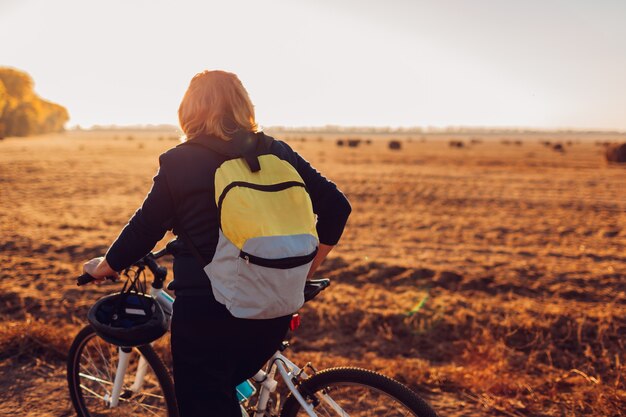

{"left": 1, "top": 130, "right": 624, "bottom": 416}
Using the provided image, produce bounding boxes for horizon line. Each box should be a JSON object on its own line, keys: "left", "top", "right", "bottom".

{"left": 70, "top": 124, "right": 626, "bottom": 135}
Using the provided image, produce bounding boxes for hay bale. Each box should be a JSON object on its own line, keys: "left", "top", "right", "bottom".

{"left": 336, "top": 139, "right": 345, "bottom": 147}
{"left": 605, "top": 143, "right": 626, "bottom": 163}
{"left": 388, "top": 140, "right": 402, "bottom": 150}
{"left": 434, "top": 271, "right": 463, "bottom": 289}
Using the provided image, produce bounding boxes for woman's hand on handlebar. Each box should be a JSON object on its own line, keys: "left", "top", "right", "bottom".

{"left": 82, "top": 256, "right": 119, "bottom": 284}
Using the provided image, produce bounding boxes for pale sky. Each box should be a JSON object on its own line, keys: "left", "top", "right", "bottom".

{"left": 1, "top": 0, "right": 626, "bottom": 130}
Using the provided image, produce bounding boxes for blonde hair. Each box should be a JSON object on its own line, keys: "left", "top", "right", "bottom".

{"left": 178, "top": 70, "right": 257, "bottom": 141}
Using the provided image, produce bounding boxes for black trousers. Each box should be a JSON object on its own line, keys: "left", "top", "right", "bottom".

{"left": 171, "top": 295, "right": 291, "bottom": 417}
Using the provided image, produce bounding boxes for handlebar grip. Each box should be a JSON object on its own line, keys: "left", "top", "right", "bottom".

{"left": 144, "top": 256, "right": 168, "bottom": 281}
{"left": 76, "top": 273, "right": 96, "bottom": 286}
{"left": 76, "top": 273, "right": 117, "bottom": 286}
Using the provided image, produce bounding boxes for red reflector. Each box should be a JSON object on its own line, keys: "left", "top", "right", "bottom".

{"left": 289, "top": 313, "right": 301, "bottom": 331}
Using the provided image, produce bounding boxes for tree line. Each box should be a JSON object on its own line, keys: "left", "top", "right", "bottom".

{"left": 0, "top": 67, "right": 69, "bottom": 138}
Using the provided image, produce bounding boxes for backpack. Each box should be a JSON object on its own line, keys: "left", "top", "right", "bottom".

{"left": 181, "top": 132, "right": 319, "bottom": 319}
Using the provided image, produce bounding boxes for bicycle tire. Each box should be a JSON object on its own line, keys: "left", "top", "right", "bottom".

{"left": 67, "top": 324, "right": 179, "bottom": 417}
{"left": 280, "top": 367, "right": 438, "bottom": 417}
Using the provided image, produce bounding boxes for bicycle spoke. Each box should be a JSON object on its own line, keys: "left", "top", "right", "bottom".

{"left": 80, "top": 344, "right": 116, "bottom": 397}
{"left": 83, "top": 343, "right": 111, "bottom": 383}
{"left": 80, "top": 384, "right": 109, "bottom": 401}
{"left": 80, "top": 352, "right": 111, "bottom": 385}
{"left": 134, "top": 401, "right": 167, "bottom": 414}
{"left": 72, "top": 331, "right": 172, "bottom": 417}
{"left": 92, "top": 336, "right": 114, "bottom": 382}
{"left": 134, "top": 390, "right": 165, "bottom": 400}
{"left": 117, "top": 393, "right": 167, "bottom": 411}
{"left": 79, "top": 372, "right": 114, "bottom": 386}
{"left": 321, "top": 394, "right": 350, "bottom": 417}
{"left": 114, "top": 395, "right": 167, "bottom": 417}
{"left": 79, "top": 362, "right": 112, "bottom": 395}
{"left": 297, "top": 383, "right": 421, "bottom": 417}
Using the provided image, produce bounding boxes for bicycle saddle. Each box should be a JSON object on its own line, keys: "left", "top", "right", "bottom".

{"left": 304, "top": 278, "right": 330, "bottom": 302}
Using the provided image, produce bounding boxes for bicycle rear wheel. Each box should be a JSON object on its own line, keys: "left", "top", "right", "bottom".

{"left": 67, "top": 325, "right": 178, "bottom": 417}
{"left": 280, "top": 367, "right": 438, "bottom": 417}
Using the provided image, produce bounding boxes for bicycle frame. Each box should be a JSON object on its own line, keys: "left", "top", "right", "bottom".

{"left": 252, "top": 352, "right": 347, "bottom": 417}
{"left": 104, "top": 286, "right": 347, "bottom": 416}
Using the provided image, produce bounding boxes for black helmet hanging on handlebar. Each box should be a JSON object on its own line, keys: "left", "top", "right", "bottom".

{"left": 87, "top": 274, "right": 167, "bottom": 347}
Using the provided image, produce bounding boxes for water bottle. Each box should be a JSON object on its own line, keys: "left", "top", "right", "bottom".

{"left": 235, "top": 379, "right": 256, "bottom": 403}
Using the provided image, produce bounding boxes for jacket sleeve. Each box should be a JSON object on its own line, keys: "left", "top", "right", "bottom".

{"left": 277, "top": 141, "right": 351, "bottom": 245}
{"left": 105, "top": 157, "right": 175, "bottom": 272}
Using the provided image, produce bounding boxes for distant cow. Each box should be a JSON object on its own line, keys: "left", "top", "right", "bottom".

{"left": 336, "top": 139, "right": 344, "bottom": 147}
{"left": 553, "top": 143, "right": 564, "bottom": 152}
{"left": 449, "top": 140, "right": 464, "bottom": 148}
{"left": 388, "top": 140, "right": 402, "bottom": 150}
{"left": 606, "top": 143, "right": 626, "bottom": 163}
{"left": 347, "top": 139, "right": 361, "bottom": 148}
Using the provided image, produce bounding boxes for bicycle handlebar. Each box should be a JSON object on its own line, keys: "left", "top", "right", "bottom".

{"left": 76, "top": 239, "right": 181, "bottom": 286}
{"left": 76, "top": 273, "right": 117, "bottom": 286}
{"left": 76, "top": 273, "right": 95, "bottom": 286}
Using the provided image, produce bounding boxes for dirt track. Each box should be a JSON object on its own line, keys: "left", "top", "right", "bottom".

{"left": 1, "top": 131, "right": 625, "bottom": 416}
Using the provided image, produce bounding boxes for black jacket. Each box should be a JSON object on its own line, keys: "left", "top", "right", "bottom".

{"left": 105, "top": 132, "right": 351, "bottom": 293}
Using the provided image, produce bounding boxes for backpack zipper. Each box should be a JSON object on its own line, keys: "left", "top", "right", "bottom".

{"left": 239, "top": 248, "right": 318, "bottom": 269}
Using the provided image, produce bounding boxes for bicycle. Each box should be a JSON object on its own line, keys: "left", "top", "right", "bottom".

{"left": 67, "top": 239, "right": 439, "bottom": 417}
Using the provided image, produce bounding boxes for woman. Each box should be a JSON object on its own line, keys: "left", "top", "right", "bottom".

{"left": 82, "top": 70, "right": 351, "bottom": 417}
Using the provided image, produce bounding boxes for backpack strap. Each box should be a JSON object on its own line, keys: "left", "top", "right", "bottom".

{"left": 186, "top": 131, "right": 264, "bottom": 172}
{"left": 242, "top": 148, "right": 261, "bottom": 172}
{"left": 172, "top": 131, "right": 272, "bottom": 266}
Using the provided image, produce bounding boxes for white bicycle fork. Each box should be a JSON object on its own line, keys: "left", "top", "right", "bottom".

{"left": 107, "top": 347, "right": 131, "bottom": 407}
{"left": 105, "top": 287, "right": 171, "bottom": 408}
{"left": 106, "top": 347, "right": 150, "bottom": 408}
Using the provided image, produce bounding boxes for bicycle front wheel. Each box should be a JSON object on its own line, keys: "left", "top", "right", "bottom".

{"left": 280, "top": 367, "right": 438, "bottom": 417}
{"left": 67, "top": 325, "right": 178, "bottom": 417}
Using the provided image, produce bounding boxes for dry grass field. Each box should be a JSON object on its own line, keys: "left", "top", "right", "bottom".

{"left": 0, "top": 129, "right": 625, "bottom": 416}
